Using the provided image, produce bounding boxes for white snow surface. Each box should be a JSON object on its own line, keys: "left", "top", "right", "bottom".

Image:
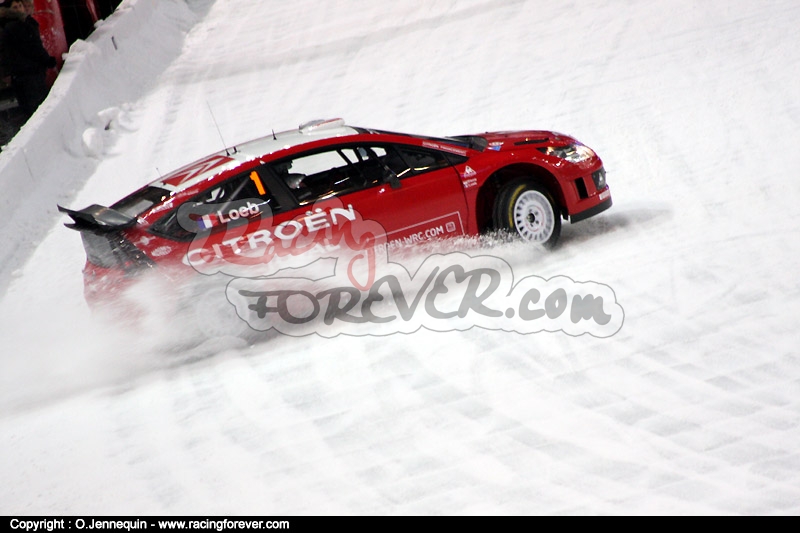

{"left": 1, "top": 0, "right": 800, "bottom": 515}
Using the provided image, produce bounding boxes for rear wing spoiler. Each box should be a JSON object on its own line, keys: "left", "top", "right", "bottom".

{"left": 58, "top": 204, "right": 136, "bottom": 232}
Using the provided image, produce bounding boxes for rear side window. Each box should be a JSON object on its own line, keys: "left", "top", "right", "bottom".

{"left": 112, "top": 186, "right": 170, "bottom": 217}
{"left": 151, "top": 167, "right": 281, "bottom": 240}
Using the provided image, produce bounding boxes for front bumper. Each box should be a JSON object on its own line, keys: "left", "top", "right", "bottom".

{"left": 570, "top": 190, "right": 612, "bottom": 223}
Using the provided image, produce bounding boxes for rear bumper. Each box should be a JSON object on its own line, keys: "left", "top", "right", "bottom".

{"left": 83, "top": 263, "right": 135, "bottom": 308}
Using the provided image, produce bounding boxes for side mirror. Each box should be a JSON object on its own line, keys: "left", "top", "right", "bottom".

{"left": 384, "top": 168, "right": 401, "bottom": 189}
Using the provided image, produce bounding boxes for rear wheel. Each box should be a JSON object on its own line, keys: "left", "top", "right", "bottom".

{"left": 493, "top": 180, "right": 561, "bottom": 248}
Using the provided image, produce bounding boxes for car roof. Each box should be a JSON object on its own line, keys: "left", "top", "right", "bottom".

{"left": 150, "top": 118, "right": 360, "bottom": 192}
{"left": 234, "top": 118, "right": 360, "bottom": 162}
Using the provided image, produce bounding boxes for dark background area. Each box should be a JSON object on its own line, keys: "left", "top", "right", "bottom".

{"left": 1, "top": 0, "right": 122, "bottom": 147}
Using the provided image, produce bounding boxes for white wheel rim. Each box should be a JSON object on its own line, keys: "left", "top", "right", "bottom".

{"left": 513, "top": 190, "right": 554, "bottom": 243}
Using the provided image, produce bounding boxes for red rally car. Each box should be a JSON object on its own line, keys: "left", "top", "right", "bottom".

{"left": 59, "top": 118, "right": 611, "bottom": 306}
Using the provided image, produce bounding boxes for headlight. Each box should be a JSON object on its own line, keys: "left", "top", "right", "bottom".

{"left": 537, "top": 143, "right": 595, "bottom": 163}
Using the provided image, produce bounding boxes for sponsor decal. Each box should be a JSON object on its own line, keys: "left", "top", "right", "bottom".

{"left": 180, "top": 197, "right": 384, "bottom": 290}
{"left": 488, "top": 141, "right": 504, "bottom": 151}
{"left": 384, "top": 212, "right": 464, "bottom": 248}
{"left": 196, "top": 201, "right": 262, "bottom": 230}
{"left": 422, "top": 141, "right": 468, "bottom": 157}
{"left": 150, "top": 246, "right": 173, "bottom": 257}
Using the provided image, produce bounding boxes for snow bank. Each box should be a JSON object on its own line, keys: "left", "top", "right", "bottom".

{"left": 0, "top": 0, "right": 210, "bottom": 291}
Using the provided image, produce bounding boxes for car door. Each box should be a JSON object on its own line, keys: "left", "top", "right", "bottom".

{"left": 266, "top": 143, "right": 469, "bottom": 247}
{"left": 328, "top": 143, "right": 469, "bottom": 247}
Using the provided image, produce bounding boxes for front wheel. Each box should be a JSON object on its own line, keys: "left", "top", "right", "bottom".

{"left": 493, "top": 180, "right": 561, "bottom": 249}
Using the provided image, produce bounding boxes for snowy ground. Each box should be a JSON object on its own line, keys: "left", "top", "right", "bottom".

{"left": 1, "top": 0, "right": 800, "bottom": 515}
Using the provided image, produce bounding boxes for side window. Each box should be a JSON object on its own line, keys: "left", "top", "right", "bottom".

{"left": 381, "top": 146, "right": 413, "bottom": 179}
{"left": 151, "top": 167, "right": 280, "bottom": 240}
{"left": 272, "top": 148, "right": 368, "bottom": 204}
{"left": 393, "top": 145, "right": 451, "bottom": 176}
{"left": 269, "top": 143, "right": 453, "bottom": 205}
{"left": 350, "top": 145, "right": 397, "bottom": 185}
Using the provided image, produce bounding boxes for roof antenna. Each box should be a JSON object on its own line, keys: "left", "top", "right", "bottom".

{"left": 207, "top": 101, "right": 230, "bottom": 156}
{"left": 272, "top": 129, "right": 277, "bottom": 140}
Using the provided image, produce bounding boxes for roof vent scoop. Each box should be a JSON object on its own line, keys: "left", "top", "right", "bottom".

{"left": 299, "top": 118, "right": 345, "bottom": 133}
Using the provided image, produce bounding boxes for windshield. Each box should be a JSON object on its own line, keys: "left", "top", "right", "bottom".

{"left": 357, "top": 128, "right": 488, "bottom": 152}
{"left": 450, "top": 135, "right": 488, "bottom": 152}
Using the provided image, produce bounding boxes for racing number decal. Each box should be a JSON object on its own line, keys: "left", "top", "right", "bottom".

{"left": 250, "top": 171, "right": 266, "bottom": 195}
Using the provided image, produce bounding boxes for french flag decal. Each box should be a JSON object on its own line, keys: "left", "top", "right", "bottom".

{"left": 197, "top": 214, "right": 217, "bottom": 230}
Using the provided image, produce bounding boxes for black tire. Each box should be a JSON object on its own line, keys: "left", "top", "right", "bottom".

{"left": 492, "top": 180, "right": 561, "bottom": 249}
